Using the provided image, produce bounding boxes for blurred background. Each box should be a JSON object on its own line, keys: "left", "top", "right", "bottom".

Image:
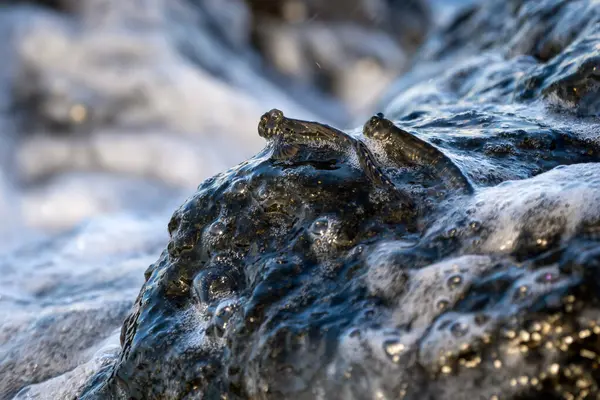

{"left": 0, "top": 0, "right": 475, "bottom": 252}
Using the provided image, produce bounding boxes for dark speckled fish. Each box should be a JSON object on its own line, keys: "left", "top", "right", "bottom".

{"left": 258, "top": 109, "right": 414, "bottom": 208}
{"left": 363, "top": 113, "right": 474, "bottom": 195}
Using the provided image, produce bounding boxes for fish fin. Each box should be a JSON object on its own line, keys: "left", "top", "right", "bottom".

{"left": 272, "top": 137, "right": 299, "bottom": 161}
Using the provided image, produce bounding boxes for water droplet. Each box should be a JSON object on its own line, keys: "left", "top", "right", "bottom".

{"left": 513, "top": 285, "right": 530, "bottom": 302}
{"left": 437, "top": 299, "right": 450, "bottom": 311}
{"left": 211, "top": 302, "right": 237, "bottom": 337}
{"left": 447, "top": 274, "right": 463, "bottom": 290}
{"left": 194, "top": 269, "right": 238, "bottom": 303}
{"left": 209, "top": 276, "right": 234, "bottom": 299}
{"left": 310, "top": 217, "right": 330, "bottom": 236}
{"left": 209, "top": 221, "right": 226, "bottom": 236}
{"left": 231, "top": 179, "right": 248, "bottom": 195}
{"left": 450, "top": 322, "right": 469, "bottom": 337}
{"left": 469, "top": 221, "right": 481, "bottom": 231}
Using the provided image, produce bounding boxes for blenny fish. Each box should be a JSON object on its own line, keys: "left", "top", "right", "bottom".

{"left": 363, "top": 113, "right": 473, "bottom": 195}
{"left": 258, "top": 108, "right": 414, "bottom": 208}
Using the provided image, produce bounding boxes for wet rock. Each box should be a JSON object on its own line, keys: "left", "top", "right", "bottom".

{"left": 78, "top": 134, "right": 416, "bottom": 398}
{"left": 74, "top": 154, "right": 600, "bottom": 399}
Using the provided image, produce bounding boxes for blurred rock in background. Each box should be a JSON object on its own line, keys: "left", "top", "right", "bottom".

{"left": 0, "top": 0, "right": 431, "bottom": 241}
{"left": 247, "top": 0, "right": 430, "bottom": 115}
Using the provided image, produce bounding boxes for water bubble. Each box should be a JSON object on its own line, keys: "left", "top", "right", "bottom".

{"left": 209, "top": 221, "right": 226, "bottom": 236}
{"left": 310, "top": 217, "right": 330, "bottom": 237}
{"left": 254, "top": 184, "right": 272, "bottom": 202}
{"left": 212, "top": 302, "right": 237, "bottom": 337}
{"left": 447, "top": 274, "right": 463, "bottom": 290}
{"left": 513, "top": 285, "right": 530, "bottom": 302}
{"left": 231, "top": 179, "right": 248, "bottom": 195}
{"left": 450, "top": 322, "right": 469, "bottom": 337}
{"left": 437, "top": 299, "right": 450, "bottom": 311}
{"left": 208, "top": 276, "right": 234, "bottom": 300}
{"left": 346, "top": 244, "right": 365, "bottom": 261}
{"left": 193, "top": 269, "right": 238, "bottom": 303}
{"left": 469, "top": 221, "right": 481, "bottom": 231}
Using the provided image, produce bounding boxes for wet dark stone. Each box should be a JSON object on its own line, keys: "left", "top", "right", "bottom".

{"left": 79, "top": 0, "right": 600, "bottom": 399}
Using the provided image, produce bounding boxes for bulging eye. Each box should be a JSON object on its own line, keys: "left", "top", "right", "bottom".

{"left": 270, "top": 109, "right": 284, "bottom": 121}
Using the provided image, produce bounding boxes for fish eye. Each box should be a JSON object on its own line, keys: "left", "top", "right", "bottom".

{"left": 270, "top": 109, "right": 284, "bottom": 122}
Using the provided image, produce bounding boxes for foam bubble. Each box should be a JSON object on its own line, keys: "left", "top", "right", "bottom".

{"left": 426, "top": 163, "right": 600, "bottom": 254}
